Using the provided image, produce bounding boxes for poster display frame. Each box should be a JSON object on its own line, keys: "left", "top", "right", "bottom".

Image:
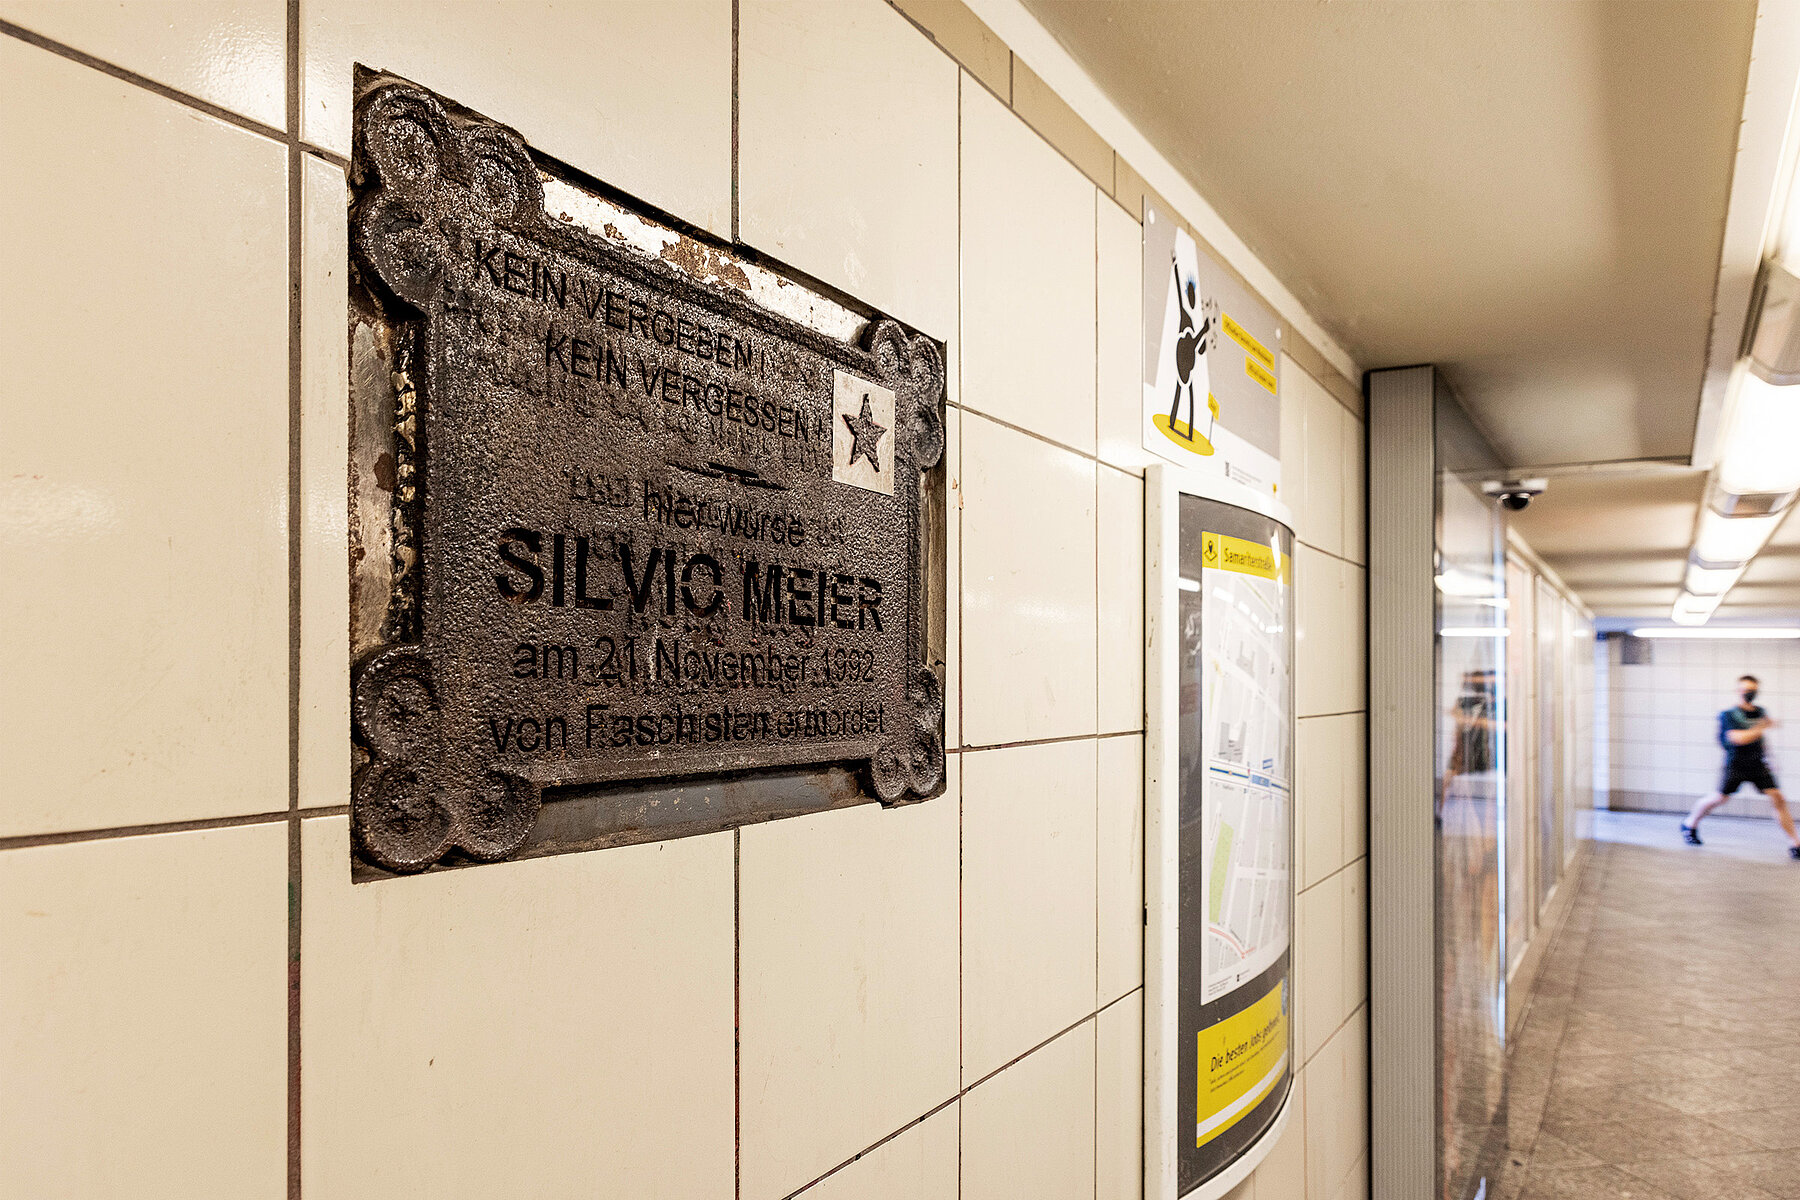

{"left": 1145, "top": 464, "right": 1298, "bottom": 1200}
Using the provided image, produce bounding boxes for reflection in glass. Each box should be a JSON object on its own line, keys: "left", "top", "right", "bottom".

{"left": 1436, "top": 396, "right": 1508, "bottom": 1200}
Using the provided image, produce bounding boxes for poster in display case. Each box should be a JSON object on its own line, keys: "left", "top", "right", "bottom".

{"left": 1146, "top": 465, "right": 1297, "bottom": 1199}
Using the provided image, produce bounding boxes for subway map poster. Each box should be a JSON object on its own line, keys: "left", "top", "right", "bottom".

{"left": 1169, "top": 491, "right": 1295, "bottom": 1196}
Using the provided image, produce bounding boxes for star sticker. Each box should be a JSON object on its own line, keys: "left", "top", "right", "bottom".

{"left": 842, "top": 392, "right": 888, "bottom": 473}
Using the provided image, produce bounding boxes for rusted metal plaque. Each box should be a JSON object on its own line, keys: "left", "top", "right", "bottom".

{"left": 348, "top": 80, "right": 946, "bottom": 873}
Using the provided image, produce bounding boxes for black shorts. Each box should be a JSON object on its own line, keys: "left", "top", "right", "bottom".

{"left": 1721, "top": 763, "right": 1780, "bottom": 794}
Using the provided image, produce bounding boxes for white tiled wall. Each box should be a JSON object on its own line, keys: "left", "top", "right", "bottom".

{"left": 0, "top": 826, "right": 288, "bottom": 1199}
{"left": 0, "top": 3, "right": 1370, "bottom": 1198}
{"left": 1606, "top": 635, "right": 1800, "bottom": 818}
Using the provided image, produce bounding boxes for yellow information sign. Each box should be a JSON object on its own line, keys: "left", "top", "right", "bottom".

{"left": 1197, "top": 979, "right": 1289, "bottom": 1146}
{"left": 1244, "top": 356, "right": 1278, "bottom": 395}
{"left": 1221, "top": 311, "right": 1275, "bottom": 370}
{"left": 1200, "top": 532, "right": 1290, "bottom": 582}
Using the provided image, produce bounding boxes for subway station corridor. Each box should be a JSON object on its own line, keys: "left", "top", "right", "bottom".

{"left": 1499, "top": 813, "right": 1800, "bottom": 1200}
{"left": 14, "top": 4, "right": 1800, "bottom": 1199}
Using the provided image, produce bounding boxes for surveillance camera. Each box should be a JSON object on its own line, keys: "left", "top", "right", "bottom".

{"left": 1480, "top": 478, "right": 1547, "bottom": 511}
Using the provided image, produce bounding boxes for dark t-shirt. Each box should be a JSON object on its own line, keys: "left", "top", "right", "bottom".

{"left": 1455, "top": 691, "right": 1497, "bottom": 774}
{"left": 1720, "top": 704, "right": 1768, "bottom": 769}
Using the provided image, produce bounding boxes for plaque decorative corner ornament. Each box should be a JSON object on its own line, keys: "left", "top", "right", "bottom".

{"left": 348, "top": 80, "right": 947, "bottom": 873}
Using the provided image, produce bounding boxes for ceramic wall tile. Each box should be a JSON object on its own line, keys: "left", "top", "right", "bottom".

{"left": 300, "top": 155, "right": 351, "bottom": 811}
{"left": 301, "top": 818, "right": 734, "bottom": 1197}
{"left": 301, "top": 0, "right": 731, "bottom": 233}
{"left": 1096, "top": 992, "right": 1144, "bottom": 1200}
{"left": 1333, "top": 1155, "right": 1370, "bottom": 1200}
{"left": 738, "top": 0, "right": 957, "bottom": 339}
{"left": 1097, "top": 735, "right": 1144, "bottom": 1004}
{"left": 1, "top": 39, "right": 288, "bottom": 837}
{"left": 947, "top": 405, "right": 963, "bottom": 749}
{"left": 739, "top": 763, "right": 961, "bottom": 1200}
{"left": 0, "top": 824, "right": 287, "bottom": 1200}
{"left": 1298, "top": 868, "right": 1344, "bottom": 1065}
{"left": 961, "top": 413, "right": 1097, "bottom": 745}
{"left": 1298, "top": 716, "right": 1343, "bottom": 889}
{"left": 790, "top": 1102, "right": 959, "bottom": 1200}
{"left": 0, "top": 0, "right": 286, "bottom": 127}
{"left": 1294, "top": 366, "right": 1342, "bottom": 557}
{"left": 890, "top": 0, "right": 1010, "bottom": 99}
{"left": 960, "top": 83, "right": 1096, "bottom": 453}
{"left": 1337, "top": 561, "right": 1368, "bottom": 716}
{"left": 1343, "top": 714, "right": 1368, "bottom": 861}
{"left": 1249, "top": 1072, "right": 1306, "bottom": 1199}
{"left": 961, "top": 1023, "right": 1097, "bottom": 1200}
{"left": 1295, "top": 546, "right": 1342, "bottom": 720}
{"left": 1277, "top": 352, "right": 1308, "bottom": 536}
{"left": 1304, "top": 1010, "right": 1369, "bottom": 1200}
{"left": 962, "top": 740, "right": 1098, "bottom": 1082}
{"left": 1342, "top": 858, "right": 1367, "bottom": 1014}
{"left": 1098, "top": 467, "right": 1146, "bottom": 734}
{"left": 1097, "top": 199, "right": 1154, "bottom": 474}
{"left": 1341, "top": 405, "right": 1366, "bottom": 565}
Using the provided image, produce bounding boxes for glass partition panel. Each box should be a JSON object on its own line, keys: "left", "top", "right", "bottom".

{"left": 1435, "top": 405, "right": 1507, "bottom": 1200}
{"left": 1503, "top": 558, "right": 1533, "bottom": 981}
{"left": 1536, "top": 578, "right": 1563, "bottom": 911}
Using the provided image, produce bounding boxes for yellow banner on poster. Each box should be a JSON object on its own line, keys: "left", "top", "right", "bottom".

{"left": 1243, "top": 356, "right": 1279, "bottom": 395}
{"left": 1200, "top": 532, "right": 1289, "bottom": 582}
{"left": 1197, "top": 979, "right": 1289, "bottom": 1145}
{"left": 1222, "top": 311, "right": 1275, "bottom": 370}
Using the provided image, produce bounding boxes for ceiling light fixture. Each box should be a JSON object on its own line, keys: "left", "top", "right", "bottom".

{"left": 1684, "top": 557, "right": 1748, "bottom": 596}
{"left": 1716, "top": 372, "right": 1800, "bottom": 495}
{"left": 1692, "top": 506, "right": 1784, "bottom": 565}
{"left": 1630, "top": 626, "right": 1800, "bottom": 639}
{"left": 1670, "top": 591, "right": 1723, "bottom": 625}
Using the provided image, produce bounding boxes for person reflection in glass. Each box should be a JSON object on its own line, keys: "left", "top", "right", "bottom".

{"left": 1440, "top": 669, "right": 1499, "bottom": 822}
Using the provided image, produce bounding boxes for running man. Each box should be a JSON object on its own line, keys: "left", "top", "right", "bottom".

{"left": 1681, "top": 674, "right": 1800, "bottom": 859}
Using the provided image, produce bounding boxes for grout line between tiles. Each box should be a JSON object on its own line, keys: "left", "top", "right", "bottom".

{"left": 0, "top": 808, "right": 350, "bottom": 852}
{"left": 284, "top": 2, "right": 303, "bottom": 1197}
{"left": 730, "top": 4, "right": 742, "bottom": 1190}
{"left": 730, "top": 0, "right": 740, "bottom": 245}
{"left": 950, "top": 400, "right": 1099, "bottom": 470}
{"left": 954, "top": 395, "right": 1358, "bottom": 554}
{"left": 954, "top": 69, "right": 966, "bottom": 1198}
{"left": 956, "top": 729, "right": 1141, "bottom": 756}
{"left": 0, "top": 18, "right": 288, "bottom": 146}
{"left": 878, "top": 1, "right": 1362, "bottom": 410}
{"left": 301, "top": 142, "right": 350, "bottom": 171}
{"left": 782, "top": 987, "right": 1143, "bottom": 1200}
{"left": 734, "top": 825, "right": 743, "bottom": 1200}
{"left": 1091, "top": 184, "right": 1104, "bottom": 1200}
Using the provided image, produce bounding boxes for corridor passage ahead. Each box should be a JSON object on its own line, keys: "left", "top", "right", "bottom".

{"left": 1500, "top": 813, "right": 1800, "bottom": 1200}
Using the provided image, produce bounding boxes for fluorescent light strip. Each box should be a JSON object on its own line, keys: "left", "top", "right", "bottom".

{"left": 1440, "top": 627, "right": 1509, "bottom": 638}
{"left": 1718, "top": 373, "right": 1800, "bottom": 494}
{"left": 1630, "top": 626, "right": 1800, "bottom": 639}
{"left": 1693, "top": 507, "right": 1783, "bottom": 563}
{"left": 1684, "top": 560, "right": 1747, "bottom": 596}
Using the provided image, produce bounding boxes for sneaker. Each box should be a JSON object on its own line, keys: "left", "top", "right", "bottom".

{"left": 1789, "top": 845, "right": 1799, "bottom": 861}
{"left": 1681, "top": 824, "right": 1703, "bottom": 846}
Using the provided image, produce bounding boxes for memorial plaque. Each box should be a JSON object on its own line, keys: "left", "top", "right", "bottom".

{"left": 348, "top": 80, "right": 947, "bottom": 873}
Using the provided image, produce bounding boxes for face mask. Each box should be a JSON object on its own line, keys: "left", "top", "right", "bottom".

{"left": 1744, "top": 688, "right": 1759, "bottom": 702}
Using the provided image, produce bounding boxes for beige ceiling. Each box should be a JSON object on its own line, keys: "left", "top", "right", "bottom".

{"left": 1025, "top": 0, "right": 1755, "bottom": 466}
{"left": 1506, "top": 469, "right": 1704, "bottom": 617}
{"left": 1025, "top": 0, "right": 1779, "bottom": 617}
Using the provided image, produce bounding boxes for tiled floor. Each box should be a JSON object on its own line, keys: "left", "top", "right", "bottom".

{"left": 1497, "top": 811, "right": 1800, "bottom": 1200}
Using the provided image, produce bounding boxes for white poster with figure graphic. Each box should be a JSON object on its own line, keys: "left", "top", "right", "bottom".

{"left": 1142, "top": 206, "right": 1283, "bottom": 497}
